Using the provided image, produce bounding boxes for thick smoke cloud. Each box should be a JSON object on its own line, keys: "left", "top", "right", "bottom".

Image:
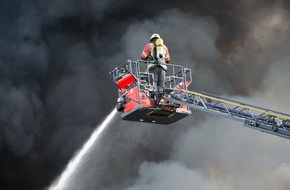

{"left": 261, "top": 56, "right": 290, "bottom": 113}
{"left": 0, "top": 0, "right": 121, "bottom": 188}
{"left": 1, "top": 0, "right": 290, "bottom": 190}
{"left": 126, "top": 161, "right": 232, "bottom": 190}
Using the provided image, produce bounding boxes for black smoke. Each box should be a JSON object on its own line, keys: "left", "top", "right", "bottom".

{"left": 1, "top": 0, "right": 290, "bottom": 190}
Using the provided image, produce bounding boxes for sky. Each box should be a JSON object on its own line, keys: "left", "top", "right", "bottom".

{"left": 0, "top": 0, "right": 290, "bottom": 189}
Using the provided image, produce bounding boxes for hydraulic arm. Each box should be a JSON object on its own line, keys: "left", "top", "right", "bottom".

{"left": 167, "top": 89, "right": 290, "bottom": 139}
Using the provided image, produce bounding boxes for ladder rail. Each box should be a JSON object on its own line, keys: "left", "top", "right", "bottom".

{"left": 182, "top": 89, "right": 290, "bottom": 121}
{"left": 167, "top": 89, "right": 290, "bottom": 139}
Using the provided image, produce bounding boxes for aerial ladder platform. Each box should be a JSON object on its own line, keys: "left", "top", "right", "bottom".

{"left": 110, "top": 60, "right": 290, "bottom": 140}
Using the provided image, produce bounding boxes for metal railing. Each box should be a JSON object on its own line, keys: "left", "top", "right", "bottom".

{"left": 111, "top": 59, "right": 192, "bottom": 97}
{"left": 111, "top": 60, "right": 192, "bottom": 107}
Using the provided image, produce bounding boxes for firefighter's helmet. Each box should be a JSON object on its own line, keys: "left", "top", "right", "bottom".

{"left": 150, "top": 33, "right": 160, "bottom": 42}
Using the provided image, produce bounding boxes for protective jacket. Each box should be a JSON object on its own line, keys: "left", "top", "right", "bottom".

{"left": 141, "top": 40, "right": 170, "bottom": 71}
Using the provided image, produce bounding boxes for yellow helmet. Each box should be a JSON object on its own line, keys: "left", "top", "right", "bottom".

{"left": 150, "top": 33, "right": 160, "bottom": 41}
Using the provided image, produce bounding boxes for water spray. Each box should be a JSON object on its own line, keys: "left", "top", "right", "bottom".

{"left": 48, "top": 109, "right": 117, "bottom": 190}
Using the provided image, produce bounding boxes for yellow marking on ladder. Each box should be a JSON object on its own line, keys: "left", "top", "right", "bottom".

{"left": 147, "top": 111, "right": 154, "bottom": 115}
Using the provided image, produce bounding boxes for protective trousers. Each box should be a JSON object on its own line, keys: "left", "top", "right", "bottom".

{"left": 149, "top": 66, "right": 166, "bottom": 89}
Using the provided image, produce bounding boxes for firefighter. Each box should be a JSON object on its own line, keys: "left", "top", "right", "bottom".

{"left": 141, "top": 33, "right": 170, "bottom": 88}
{"left": 141, "top": 33, "right": 170, "bottom": 105}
